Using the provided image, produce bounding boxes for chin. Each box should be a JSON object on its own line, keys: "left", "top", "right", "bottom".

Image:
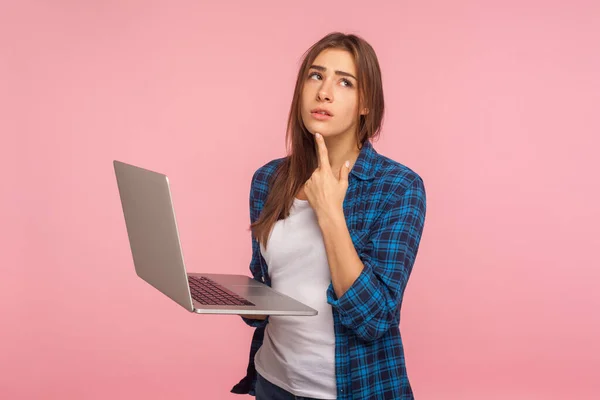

{"left": 306, "top": 124, "right": 333, "bottom": 137}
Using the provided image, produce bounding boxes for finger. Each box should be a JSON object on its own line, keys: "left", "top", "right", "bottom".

{"left": 314, "top": 133, "right": 321, "bottom": 169}
{"left": 315, "top": 133, "right": 331, "bottom": 172}
{"left": 339, "top": 160, "right": 350, "bottom": 183}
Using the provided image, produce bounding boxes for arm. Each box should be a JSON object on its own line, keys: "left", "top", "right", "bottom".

{"left": 240, "top": 235, "right": 269, "bottom": 326}
{"left": 323, "top": 176, "right": 427, "bottom": 342}
{"left": 242, "top": 314, "right": 267, "bottom": 320}
{"left": 240, "top": 170, "right": 270, "bottom": 328}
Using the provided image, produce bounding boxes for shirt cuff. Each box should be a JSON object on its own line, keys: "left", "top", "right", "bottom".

{"left": 326, "top": 261, "right": 383, "bottom": 330}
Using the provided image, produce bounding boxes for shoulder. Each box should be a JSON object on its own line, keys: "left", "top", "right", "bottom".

{"left": 252, "top": 157, "right": 286, "bottom": 183}
{"left": 368, "top": 151, "right": 426, "bottom": 209}
{"left": 249, "top": 157, "right": 287, "bottom": 201}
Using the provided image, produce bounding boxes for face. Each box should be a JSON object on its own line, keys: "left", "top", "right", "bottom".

{"left": 300, "top": 48, "right": 365, "bottom": 141}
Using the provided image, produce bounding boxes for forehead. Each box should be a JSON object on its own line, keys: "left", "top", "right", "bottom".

{"left": 311, "top": 48, "right": 356, "bottom": 76}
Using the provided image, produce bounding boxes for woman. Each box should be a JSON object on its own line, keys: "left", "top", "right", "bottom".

{"left": 231, "top": 32, "right": 427, "bottom": 400}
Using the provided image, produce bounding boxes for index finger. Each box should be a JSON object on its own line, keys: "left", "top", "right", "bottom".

{"left": 315, "top": 133, "right": 331, "bottom": 171}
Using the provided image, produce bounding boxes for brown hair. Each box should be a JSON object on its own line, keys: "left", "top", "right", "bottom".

{"left": 251, "top": 32, "right": 385, "bottom": 248}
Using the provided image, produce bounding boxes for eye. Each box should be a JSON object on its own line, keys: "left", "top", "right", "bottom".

{"left": 308, "top": 72, "right": 354, "bottom": 88}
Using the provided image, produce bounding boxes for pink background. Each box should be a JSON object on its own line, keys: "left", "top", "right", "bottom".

{"left": 2, "top": 1, "right": 599, "bottom": 399}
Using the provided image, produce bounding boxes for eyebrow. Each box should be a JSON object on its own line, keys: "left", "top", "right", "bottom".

{"left": 309, "top": 65, "right": 358, "bottom": 81}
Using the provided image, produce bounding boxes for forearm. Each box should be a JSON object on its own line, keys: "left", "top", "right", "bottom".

{"left": 318, "top": 210, "right": 364, "bottom": 299}
{"left": 242, "top": 314, "right": 267, "bottom": 320}
{"left": 240, "top": 314, "right": 269, "bottom": 329}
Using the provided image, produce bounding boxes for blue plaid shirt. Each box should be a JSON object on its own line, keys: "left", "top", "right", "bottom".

{"left": 231, "top": 140, "right": 427, "bottom": 399}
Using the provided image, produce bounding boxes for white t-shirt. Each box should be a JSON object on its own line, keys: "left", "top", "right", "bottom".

{"left": 254, "top": 197, "right": 337, "bottom": 399}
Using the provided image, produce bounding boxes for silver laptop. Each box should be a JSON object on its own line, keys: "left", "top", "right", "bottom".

{"left": 113, "top": 160, "right": 317, "bottom": 316}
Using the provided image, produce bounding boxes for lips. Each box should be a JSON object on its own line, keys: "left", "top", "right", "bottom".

{"left": 310, "top": 108, "right": 333, "bottom": 116}
{"left": 310, "top": 110, "right": 333, "bottom": 121}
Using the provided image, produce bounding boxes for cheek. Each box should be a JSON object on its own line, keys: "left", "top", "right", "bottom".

{"left": 300, "top": 88, "right": 312, "bottom": 110}
{"left": 299, "top": 95, "right": 312, "bottom": 125}
{"left": 339, "top": 95, "right": 359, "bottom": 119}
{"left": 300, "top": 96, "right": 310, "bottom": 120}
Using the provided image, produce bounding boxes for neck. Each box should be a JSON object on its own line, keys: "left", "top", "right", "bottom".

{"left": 321, "top": 132, "right": 361, "bottom": 174}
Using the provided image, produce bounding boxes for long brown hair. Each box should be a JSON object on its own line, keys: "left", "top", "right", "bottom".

{"left": 252, "top": 32, "right": 385, "bottom": 248}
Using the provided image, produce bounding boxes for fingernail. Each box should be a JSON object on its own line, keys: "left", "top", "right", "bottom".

{"left": 345, "top": 160, "right": 350, "bottom": 168}
{"left": 315, "top": 133, "right": 321, "bottom": 139}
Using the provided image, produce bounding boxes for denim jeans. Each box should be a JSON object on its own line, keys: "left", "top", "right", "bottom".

{"left": 255, "top": 372, "right": 329, "bottom": 400}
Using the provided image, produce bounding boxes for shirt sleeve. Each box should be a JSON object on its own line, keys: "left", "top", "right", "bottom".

{"left": 241, "top": 170, "right": 269, "bottom": 329}
{"left": 327, "top": 176, "right": 427, "bottom": 341}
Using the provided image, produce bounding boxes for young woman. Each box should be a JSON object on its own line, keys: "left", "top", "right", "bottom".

{"left": 231, "top": 32, "right": 427, "bottom": 400}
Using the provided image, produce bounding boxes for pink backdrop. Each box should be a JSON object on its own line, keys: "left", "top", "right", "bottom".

{"left": 2, "top": 1, "right": 599, "bottom": 399}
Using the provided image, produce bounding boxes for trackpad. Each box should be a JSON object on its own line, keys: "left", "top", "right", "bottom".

{"left": 231, "top": 286, "right": 272, "bottom": 297}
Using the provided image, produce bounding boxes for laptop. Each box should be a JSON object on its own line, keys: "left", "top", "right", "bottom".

{"left": 113, "top": 160, "right": 317, "bottom": 317}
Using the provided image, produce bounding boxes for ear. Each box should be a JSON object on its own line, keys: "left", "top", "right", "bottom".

{"left": 358, "top": 97, "right": 369, "bottom": 115}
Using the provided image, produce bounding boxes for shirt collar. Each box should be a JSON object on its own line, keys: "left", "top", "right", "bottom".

{"left": 350, "top": 140, "right": 378, "bottom": 181}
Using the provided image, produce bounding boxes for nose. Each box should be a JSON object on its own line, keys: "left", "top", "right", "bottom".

{"left": 317, "top": 90, "right": 332, "bottom": 102}
{"left": 317, "top": 79, "right": 333, "bottom": 102}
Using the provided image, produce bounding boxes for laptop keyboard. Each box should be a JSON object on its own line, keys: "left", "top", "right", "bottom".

{"left": 188, "top": 275, "right": 255, "bottom": 306}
